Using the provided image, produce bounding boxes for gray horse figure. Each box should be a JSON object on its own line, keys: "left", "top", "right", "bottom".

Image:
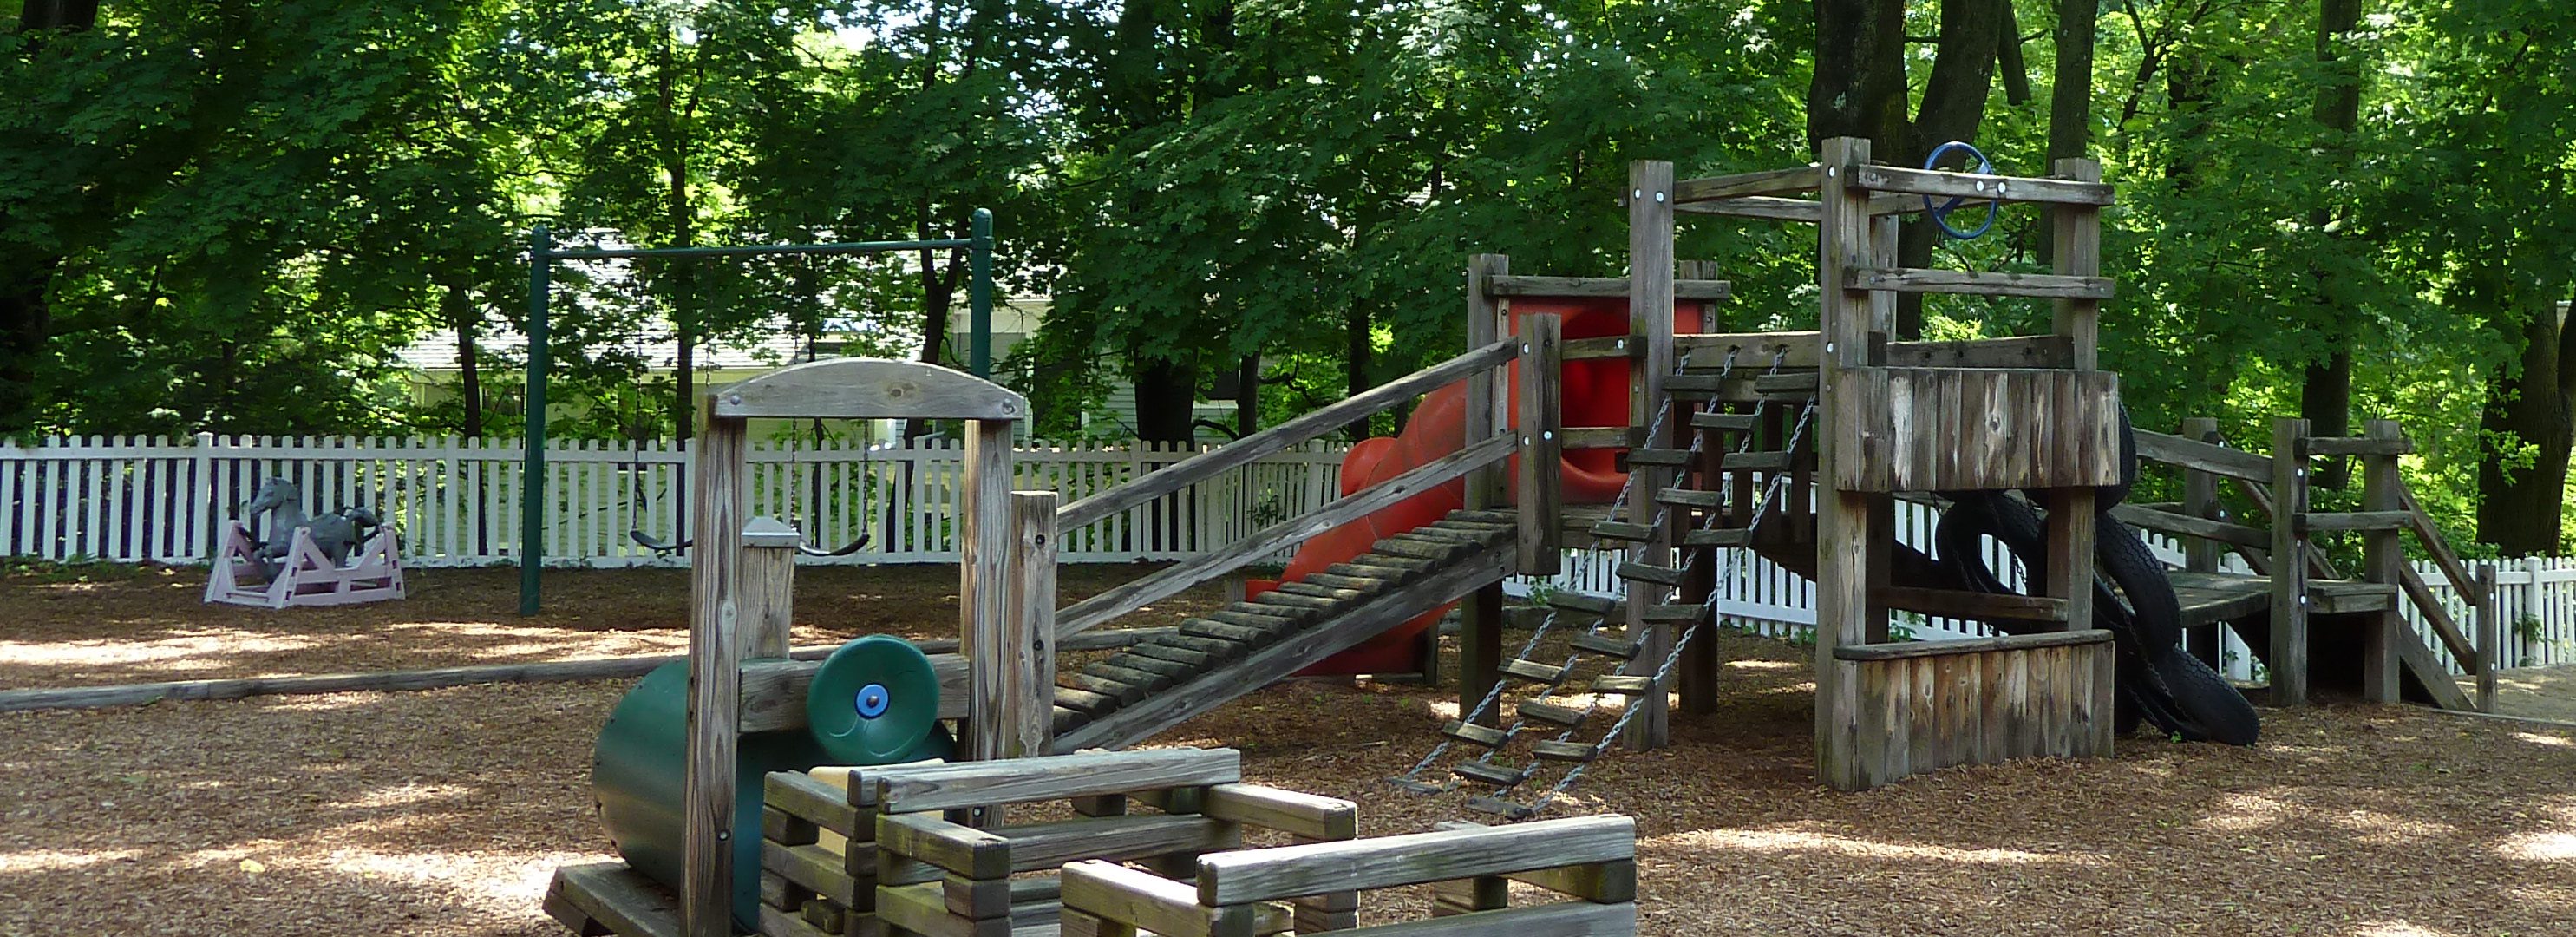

{"left": 240, "top": 478, "right": 365, "bottom": 581}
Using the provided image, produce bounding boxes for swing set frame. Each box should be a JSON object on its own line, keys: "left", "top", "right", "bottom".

{"left": 520, "top": 210, "right": 997, "bottom": 615}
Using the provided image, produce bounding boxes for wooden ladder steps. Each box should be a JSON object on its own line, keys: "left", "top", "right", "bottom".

{"left": 1625, "top": 448, "right": 1695, "bottom": 468}
{"left": 1442, "top": 720, "right": 1513, "bottom": 748}
{"left": 1061, "top": 672, "right": 1151, "bottom": 706}
{"left": 1422, "top": 519, "right": 1515, "bottom": 544}
{"left": 1517, "top": 700, "right": 1587, "bottom": 727}
{"left": 1187, "top": 617, "right": 1280, "bottom": 644}
{"left": 1569, "top": 632, "right": 1642, "bottom": 659}
{"left": 1589, "top": 520, "right": 1657, "bottom": 542}
{"left": 1374, "top": 536, "right": 1473, "bottom": 561}
{"left": 1055, "top": 685, "right": 1122, "bottom": 715}
{"left": 1656, "top": 488, "right": 1726, "bottom": 508}
{"left": 1754, "top": 373, "right": 1819, "bottom": 395}
{"left": 1328, "top": 560, "right": 1421, "bottom": 584}
{"left": 1722, "top": 451, "right": 1793, "bottom": 472}
{"left": 1499, "top": 659, "right": 1569, "bottom": 684}
{"left": 1682, "top": 527, "right": 1756, "bottom": 548}
{"left": 1305, "top": 572, "right": 1391, "bottom": 592}
{"left": 1591, "top": 675, "right": 1662, "bottom": 695}
{"left": 1641, "top": 604, "right": 1705, "bottom": 624}
{"left": 1276, "top": 581, "right": 1369, "bottom": 602}
{"left": 1087, "top": 659, "right": 1182, "bottom": 689}
{"left": 1690, "top": 412, "right": 1756, "bottom": 432}
{"left": 1546, "top": 592, "right": 1620, "bottom": 617}
{"left": 1128, "top": 642, "right": 1221, "bottom": 669}
{"left": 1451, "top": 761, "right": 1527, "bottom": 788}
{"left": 1531, "top": 741, "right": 1599, "bottom": 763}
{"left": 1618, "top": 562, "right": 1686, "bottom": 587}
{"left": 1449, "top": 508, "right": 1518, "bottom": 526}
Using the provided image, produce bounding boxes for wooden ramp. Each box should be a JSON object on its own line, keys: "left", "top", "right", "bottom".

{"left": 1048, "top": 510, "right": 1517, "bottom": 752}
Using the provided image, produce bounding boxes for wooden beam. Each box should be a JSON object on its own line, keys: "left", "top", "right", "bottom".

{"left": 1813, "top": 137, "right": 1876, "bottom": 792}
{"left": 1193, "top": 816, "right": 1635, "bottom": 905}
{"left": 2108, "top": 503, "right": 2269, "bottom": 549}
{"left": 1517, "top": 312, "right": 1564, "bottom": 575}
{"left": 2051, "top": 158, "right": 2104, "bottom": 370}
{"left": 960, "top": 418, "right": 1017, "bottom": 782}
{"left": 1872, "top": 586, "right": 2070, "bottom": 623}
{"left": 1059, "top": 861, "right": 1234, "bottom": 937}
{"left": 1673, "top": 166, "right": 1821, "bottom": 201}
{"left": 2401, "top": 489, "right": 2484, "bottom": 601}
{"left": 1884, "top": 335, "right": 2074, "bottom": 369}
{"left": 1842, "top": 267, "right": 2114, "bottom": 300}
{"left": 993, "top": 491, "right": 1058, "bottom": 759}
{"left": 1052, "top": 434, "right": 1512, "bottom": 638}
{"left": 1847, "top": 164, "right": 2115, "bottom": 206}
{"left": 2134, "top": 429, "right": 2275, "bottom": 483}
{"left": 2361, "top": 421, "right": 2405, "bottom": 704}
{"left": 869, "top": 748, "right": 1241, "bottom": 815}
{"left": 1487, "top": 274, "right": 1731, "bottom": 300}
{"left": 2270, "top": 419, "right": 2311, "bottom": 706}
{"left": 712, "top": 357, "right": 1028, "bottom": 421}
{"left": 1831, "top": 628, "right": 2113, "bottom": 662}
{"left": 683, "top": 410, "right": 749, "bottom": 937}
{"left": 2477, "top": 563, "right": 2501, "bottom": 712}
{"left": 1620, "top": 159, "right": 1677, "bottom": 752}
{"left": 2397, "top": 562, "right": 2480, "bottom": 665}
{"left": 2305, "top": 436, "right": 2413, "bottom": 457}
{"left": 741, "top": 517, "right": 797, "bottom": 657}
{"left": 1056, "top": 341, "right": 1514, "bottom": 531}
{"left": 1677, "top": 195, "right": 1821, "bottom": 222}
{"left": 2296, "top": 510, "right": 2413, "bottom": 533}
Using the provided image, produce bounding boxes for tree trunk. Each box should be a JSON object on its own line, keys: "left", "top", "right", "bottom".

{"left": 2039, "top": 0, "right": 2098, "bottom": 269}
{"left": 1997, "top": 0, "right": 2031, "bottom": 106}
{"left": 1234, "top": 353, "right": 1258, "bottom": 437}
{"left": 1894, "top": 0, "right": 2006, "bottom": 337}
{"left": 2303, "top": 0, "right": 2364, "bottom": 488}
{"left": 446, "top": 283, "right": 483, "bottom": 437}
{"left": 1132, "top": 356, "right": 1198, "bottom": 445}
{"left": 657, "top": 25, "right": 697, "bottom": 442}
{"left": 2477, "top": 287, "right": 2573, "bottom": 555}
{"left": 1, "top": 1, "right": 100, "bottom": 433}
{"left": 1345, "top": 302, "right": 1373, "bottom": 441}
{"left": 1808, "top": 0, "right": 1909, "bottom": 151}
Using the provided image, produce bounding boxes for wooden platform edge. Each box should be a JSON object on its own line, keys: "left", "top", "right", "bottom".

{"left": 546, "top": 862, "right": 681, "bottom": 937}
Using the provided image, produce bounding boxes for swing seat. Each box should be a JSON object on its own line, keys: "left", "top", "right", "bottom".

{"left": 797, "top": 534, "right": 871, "bottom": 558}
{"left": 629, "top": 530, "right": 693, "bottom": 554}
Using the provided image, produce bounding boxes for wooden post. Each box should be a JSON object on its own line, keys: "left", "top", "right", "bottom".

{"left": 2269, "top": 418, "right": 2311, "bottom": 705}
{"left": 2051, "top": 158, "right": 2104, "bottom": 370}
{"left": 740, "top": 516, "right": 799, "bottom": 659}
{"left": 2476, "top": 561, "right": 2500, "bottom": 712}
{"left": 998, "top": 491, "right": 1058, "bottom": 757}
{"left": 961, "top": 419, "right": 1017, "bottom": 749}
{"left": 683, "top": 405, "right": 749, "bottom": 937}
{"left": 1516, "top": 311, "right": 1564, "bottom": 575}
{"left": 1458, "top": 254, "right": 1511, "bottom": 723}
{"left": 2181, "top": 417, "right": 2224, "bottom": 668}
{"left": 1861, "top": 213, "right": 1896, "bottom": 645}
{"left": 1813, "top": 137, "right": 1878, "bottom": 790}
{"left": 1674, "top": 259, "right": 1721, "bottom": 714}
{"left": 2359, "top": 420, "right": 2404, "bottom": 703}
{"left": 1619, "top": 160, "right": 1677, "bottom": 751}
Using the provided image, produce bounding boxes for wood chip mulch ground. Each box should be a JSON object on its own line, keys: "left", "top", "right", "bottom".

{"left": 3, "top": 566, "right": 2573, "bottom": 936}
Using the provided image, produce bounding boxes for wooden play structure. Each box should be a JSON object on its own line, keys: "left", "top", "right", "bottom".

{"left": 203, "top": 521, "right": 405, "bottom": 608}
{"left": 545, "top": 136, "right": 2507, "bottom": 936}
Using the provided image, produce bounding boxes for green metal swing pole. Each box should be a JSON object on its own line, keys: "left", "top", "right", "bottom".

{"left": 520, "top": 226, "right": 552, "bottom": 616}
{"left": 969, "top": 208, "right": 994, "bottom": 378}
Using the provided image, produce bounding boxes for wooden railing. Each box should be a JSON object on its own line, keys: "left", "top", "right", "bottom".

{"left": 2122, "top": 417, "right": 2497, "bottom": 711}
{"left": 1043, "top": 339, "right": 1522, "bottom": 639}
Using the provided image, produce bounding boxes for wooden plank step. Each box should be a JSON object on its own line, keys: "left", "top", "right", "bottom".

{"left": 1350, "top": 552, "right": 1438, "bottom": 573}
{"left": 1373, "top": 538, "right": 1467, "bottom": 561}
{"left": 1277, "top": 581, "right": 1368, "bottom": 602}
{"left": 1128, "top": 642, "right": 1222, "bottom": 669}
{"left": 1451, "top": 761, "right": 1527, "bottom": 788}
{"left": 1682, "top": 527, "right": 1756, "bottom": 548}
{"left": 1690, "top": 412, "right": 1756, "bottom": 432}
{"left": 1625, "top": 448, "right": 1695, "bottom": 468}
{"left": 1086, "top": 660, "right": 1180, "bottom": 690}
{"left": 1754, "top": 373, "right": 1819, "bottom": 394}
{"left": 1657, "top": 488, "right": 1726, "bottom": 508}
{"left": 1569, "top": 632, "right": 1641, "bottom": 659}
{"left": 1424, "top": 520, "right": 1515, "bottom": 543}
{"left": 1449, "top": 509, "right": 1519, "bottom": 526}
{"left": 1618, "top": 562, "right": 1686, "bottom": 586}
{"left": 1223, "top": 600, "right": 1312, "bottom": 625}
{"left": 1442, "top": 720, "right": 1512, "bottom": 747}
{"left": 1161, "top": 633, "right": 1241, "bottom": 656}
{"left": 1181, "top": 619, "right": 1274, "bottom": 644}
{"left": 1328, "top": 561, "right": 1419, "bottom": 584}
{"left": 1591, "top": 675, "right": 1661, "bottom": 695}
{"left": 1252, "top": 591, "right": 1344, "bottom": 613}
{"left": 1060, "top": 672, "right": 1149, "bottom": 705}
{"left": 1589, "top": 521, "right": 1657, "bottom": 542}
{"left": 1531, "top": 741, "right": 1599, "bottom": 763}
{"left": 1517, "top": 700, "right": 1586, "bottom": 727}
{"left": 1547, "top": 592, "right": 1620, "bottom": 616}
{"left": 1304, "top": 572, "right": 1390, "bottom": 592}
{"left": 1205, "top": 610, "right": 1298, "bottom": 635}
{"left": 1499, "top": 659, "right": 1569, "bottom": 684}
{"left": 1055, "top": 685, "right": 1121, "bottom": 714}
{"left": 1663, "top": 374, "right": 1734, "bottom": 393}
{"left": 1401, "top": 525, "right": 1487, "bottom": 545}
{"left": 1642, "top": 604, "right": 1705, "bottom": 624}
{"left": 1052, "top": 705, "right": 1088, "bottom": 736}
{"left": 1722, "top": 451, "right": 1793, "bottom": 472}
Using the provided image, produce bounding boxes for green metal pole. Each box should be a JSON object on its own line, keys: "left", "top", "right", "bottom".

{"left": 969, "top": 208, "right": 993, "bottom": 379}
{"left": 520, "top": 226, "right": 552, "bottom": 616}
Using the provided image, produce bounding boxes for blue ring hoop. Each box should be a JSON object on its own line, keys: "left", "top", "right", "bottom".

{"left": 1922, "top": 141, "right": 1999, "bottom": 240}
{"left": 855, "top": 683, "right": 891, "bottom": 719}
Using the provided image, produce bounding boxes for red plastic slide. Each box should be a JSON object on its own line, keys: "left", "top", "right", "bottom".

{"left": 1247, "top": 296, "right": 1710, "bottom": 675}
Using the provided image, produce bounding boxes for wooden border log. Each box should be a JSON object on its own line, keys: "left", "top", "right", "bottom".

{"left": 1845, "top": 164, "right": 2115, "bottom": 206}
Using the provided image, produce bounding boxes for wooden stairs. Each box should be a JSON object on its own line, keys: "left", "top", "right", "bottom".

{"left": 1046, "top": 510, "right": 1520, "bottom": 753}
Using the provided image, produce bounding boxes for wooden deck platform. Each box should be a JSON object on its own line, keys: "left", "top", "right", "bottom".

{"left": 2167, "top": 571, "right": 2396, "bottom": 626}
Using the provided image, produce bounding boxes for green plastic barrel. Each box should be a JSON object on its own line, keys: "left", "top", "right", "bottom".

{"left": 592, "top": 637, "right": 950, "bottom": 928}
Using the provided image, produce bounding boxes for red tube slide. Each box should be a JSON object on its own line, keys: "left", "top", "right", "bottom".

{"left": 1246, "top": 297, "right": 1710, "bottom": 676}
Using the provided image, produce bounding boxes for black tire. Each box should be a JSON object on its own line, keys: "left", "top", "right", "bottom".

{"left": 2095, "top": 517, "right": 2183, "bottom": 651}
{"left": 2147, "top": 647, "right": 2260, "bottom": 745}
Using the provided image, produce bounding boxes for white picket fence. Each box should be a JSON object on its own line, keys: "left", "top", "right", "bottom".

{"left": 0, "top": 435, "right": 1344, "bottom": 567}
{"left": 1508, "top": 501, "right": 2575, "bottom": 676}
